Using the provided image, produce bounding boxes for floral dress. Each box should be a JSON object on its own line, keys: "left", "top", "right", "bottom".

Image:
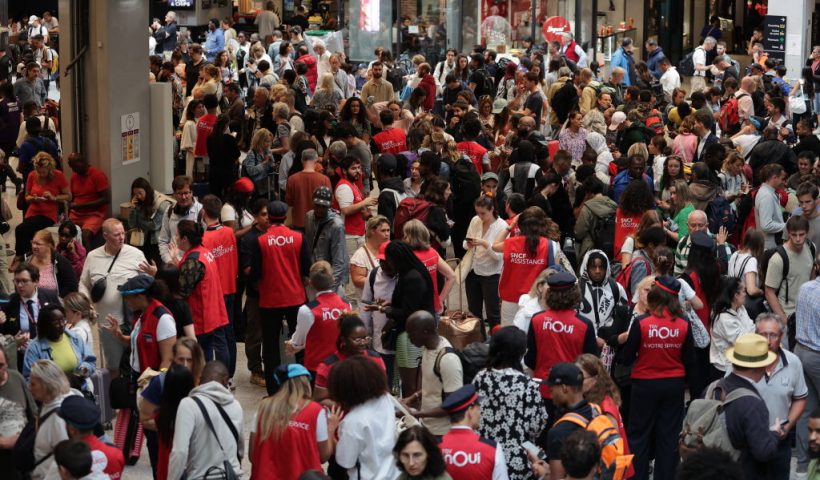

{"left": 473, "top": 368, "right": 548, "bottom": 480}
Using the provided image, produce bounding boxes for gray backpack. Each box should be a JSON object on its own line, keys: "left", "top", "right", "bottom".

{"left": 679, "top": 380, "right": 759, "bottom": 461}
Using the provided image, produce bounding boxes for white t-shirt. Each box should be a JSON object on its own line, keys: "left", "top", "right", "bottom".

{"left": 727, "top": 251, "right": 758, "bottom": 278}
{"left": 249, "top": 406, "right": 328, "bottom": 441}
{"left": 462, "top": 216, "right": 506, "bottom": 276}
{"left": 692, "top": 47, "right": 707, "bottom": 76}
{"left": 129, "top": 311, "right": 176, "bottom": 372}
{"left": 335, "top": 394, "right": 400, "bottom": 480}
{"left": 220, "top": 203, "right": 254, "bottom": 229}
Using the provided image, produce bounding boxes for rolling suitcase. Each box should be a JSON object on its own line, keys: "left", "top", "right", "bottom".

{"left": 91, "top": 348, "right": 113, "bottom": 428}
{"left": 114, "top": 407, "right": 144, "bottom": 466}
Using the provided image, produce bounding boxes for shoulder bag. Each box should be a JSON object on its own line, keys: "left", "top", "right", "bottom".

{"left": 90, "top": 249, "right": 121, "bottom": 303}
{"left": 191, "top": 396, "right": 240, "bottom": 480}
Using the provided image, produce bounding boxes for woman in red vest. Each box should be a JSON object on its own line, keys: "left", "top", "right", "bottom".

{"left": 402, "top": 219, "right": 455, "bottom": 315}
{"left": 249, "top": 363, "right": 341, "bottom": 480}
{"left": 492, "top": 206, "right": 568, "bottom": 326}
{"left": 105, "top": 273, "right": 177, "bottom": 477}
{"left": 622, "top": 276, "right": 695, "bottom": 480}
{"left": 614, "top": 180, "right": 656, "bottom": 265}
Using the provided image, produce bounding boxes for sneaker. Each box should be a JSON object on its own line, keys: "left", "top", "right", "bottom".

{"left": 794, "top": 470, "right": 808, "bottom": 480}
{"left": 250, "top": 371, "right": 266, "bottom": 387}
{"left": 228, "top": 377, "right": 237, "bottom": 391}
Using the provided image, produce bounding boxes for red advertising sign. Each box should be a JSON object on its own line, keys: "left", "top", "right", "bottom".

{"left": 481, "top": 0, "right": 509, "bottom": 20}
{"left": 542, "top": 16, "right": 571, "bottom": 42}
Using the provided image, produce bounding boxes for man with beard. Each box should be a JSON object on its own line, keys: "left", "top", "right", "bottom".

{"left": 361, "top": 61, "right": 394, "bottom": 104}
{"left": 333, "top": 156, "right": 376, "bottom": 267}
{"left": 305, "top": 187, "right": 348, "bottom": 294}
{"left": 806, "top": 409, "right": 820, "bottom": 478}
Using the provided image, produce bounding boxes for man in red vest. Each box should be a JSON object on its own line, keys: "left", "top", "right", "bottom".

{"left": 58, "top": 396, "right": 125, "bottom": 480}
{"left": 176, "top": 220, "right": 230, "bottom": 365}
{"left": 333, "top": 156, "right": 376, "bottom": 300}
{"left": 286, "top": 261, "right": 350, "bottom": 375}
{"left": 371, "top": 110, "right": 407, "bottom": 154}
{"left": 200, "top": 195, "right": 239, "bottom": 380}
{"left": 250, "top": 200, "right": 311, "bottom": 395}
{"left": 439, "top": 384, "right": 509, "bottom": 479}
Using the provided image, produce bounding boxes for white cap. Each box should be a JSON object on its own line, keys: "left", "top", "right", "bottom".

{"left": 608, "top": 111, "right": 627, "bottom": 130}
{"left": 29, "top": 15, "right": 38, "bottom": 23}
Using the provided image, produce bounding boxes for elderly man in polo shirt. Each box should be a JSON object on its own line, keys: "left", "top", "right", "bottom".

{"left": 673, "top": 211, "right": 732, "bottom": 276}
{"left": 747, "top": 314, "right": 807, "bottom": 480}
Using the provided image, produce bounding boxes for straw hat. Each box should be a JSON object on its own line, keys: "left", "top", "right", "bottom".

{"left": 725, "top": 333, "right": 777, "bottom": 368}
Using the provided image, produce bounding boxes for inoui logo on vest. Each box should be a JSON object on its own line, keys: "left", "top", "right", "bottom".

{"left": 321, "top": 307, "right": 344, "bottom": 321}
{"left": 542, "top": 319, "right": 574, "bottom": 334}
{"left": 444, "top": 450, "right": 482, "bottom": 467}
{"left": 648, "top": 325, "right": 680, "bottom": 339}
{"left": 267, "top": 235, "right": 295, "bottom": 247}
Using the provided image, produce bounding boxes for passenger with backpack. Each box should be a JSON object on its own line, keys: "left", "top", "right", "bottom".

{"left": 404, "top": 310, "right": 463, "bottom": 437}
{"left": 574, "top": 177, "right": 617, "bottom": 261}
{"left": 622, "top": 276, "right": 695, "bottom": 480}
{"left": 763, "top": 215, "right": 816, "bottom": 324}
{"left": 618, "top": 226, "right": 664, "bottom": 305}
{"left": 680, "top": 333, "right": 779, "bottom": 480}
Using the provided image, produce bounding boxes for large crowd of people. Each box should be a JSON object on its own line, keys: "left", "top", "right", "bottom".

{"left": 1, "top": 4, "right": 820, "bottom": 480}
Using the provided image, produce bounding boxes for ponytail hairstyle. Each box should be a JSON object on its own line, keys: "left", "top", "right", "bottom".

{"left": 517, "top": 206, "right": 549, "bottom": 256}
{"left": 177, "top": 220, "right": 203, "bottom": 247}
{"left": 652, "top": 246, "right": 675, "bottom": 276}
{"left": 62, "top": 292, "right": 98, "bottom": 325}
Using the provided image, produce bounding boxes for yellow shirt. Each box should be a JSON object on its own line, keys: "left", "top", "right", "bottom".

{"left": 49, "top": 334, "right": 79, "bottom": 373}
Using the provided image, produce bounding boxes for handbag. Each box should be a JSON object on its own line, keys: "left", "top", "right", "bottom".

{"left": 192, "top": 396, "right": 240, "bottom": 480}
{"left": 125, "top": 228, "right": 145, "bottom": 247}
{"left": 439, "top": 257, "right": 484, "bottom": 350}
{"left": 90, "top": 249, "right": 121, "bottom": 303}
{"left": 789, "top": 86, "right": 807, "bottom": 114}
{"left": 686, "top": 306, "right": 711, "bottom": 349}
{"left": 380, "top": 318, "right": 399, "bottom": 352}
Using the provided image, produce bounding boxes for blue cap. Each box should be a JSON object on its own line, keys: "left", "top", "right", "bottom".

{"left": 440, "top": 384, "right": 479, "bottom": 413}
{"left": 117, "top": 274, "right": 154, "bottom": 296}
{"left": 547, "top": 271, "right": 577, "bottom": 289}
{"left": 272, "top": 363, "right": 311, "bottom": 388}
{"left": 547, "top": 363, "right": 583, "bottom": 387}
{"left": 654, "top": 275, "right": 682, "bottom": 296}
{"left": 58, "top": 395, "right": 100, "bottom": 431}
{"left": 690, "top": 230, "right": 715, "bottom": 250}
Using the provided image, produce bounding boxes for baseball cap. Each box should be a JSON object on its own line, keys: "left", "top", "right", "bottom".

{"left": 118, "top": 274, "right": 154, "bottom": 296}
{"left": 492, "top": 98, "right": 508, "bottom": 114}
{"left": 609, "top": 111, "right": 627, "bottom": 130}
{"left": 233, "top": 177, "right": 254, "bottom": 193}
{"left": 547, "top": 363, "right": 583, "bottom": 387}
{"left": 481, "top": 172, "right": 499, "bottom": 183}
{"left": 268, "top": 200, "right": 288, "bottom": 220}
{"left": 313, "top": 186, "right": 332, "bottom": 207}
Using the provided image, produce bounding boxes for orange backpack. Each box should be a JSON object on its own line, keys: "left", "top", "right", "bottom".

{"left": 555, "top": 404, "right": 634, "bottom": 480}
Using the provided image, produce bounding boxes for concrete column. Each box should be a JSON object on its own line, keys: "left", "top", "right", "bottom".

{"left": 59, "top": 0, "right": 153, "bottom": 210}
{"left": 768, "top": 0, "right": 812, "bottom": 77}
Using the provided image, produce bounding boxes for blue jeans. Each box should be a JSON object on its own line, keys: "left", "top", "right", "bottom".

{"left": 766, "top": 435, "right": 793, "bottom": 480}
{"left": 224, "top": 294, "right": 237, "bottom": 377}
{"left": 197, "top": 326, "right": 229, "bottom": 367}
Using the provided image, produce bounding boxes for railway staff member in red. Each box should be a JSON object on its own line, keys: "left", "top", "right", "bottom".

{"left": 622, "top": 275, "right": 695, "bottom": 480}
{"left": 286, "top": 261, "right": 351, "bottom": 376}
{"left": 200, "top": 195, "right": 239, "bottom": 380}
{"left": 493, "top": 206, "right": 569, "bottom": 326}
{"left": 524, "top": 271, "right": 598, "bottom": 418}
{"left": 174, "top": 220, "right": 230, "bottom": 366}
{"left": 438, "top": 384, "right": 509, "bottom": 480}
{"left": 250, "top": 200, "right": 311, "bottom": 395}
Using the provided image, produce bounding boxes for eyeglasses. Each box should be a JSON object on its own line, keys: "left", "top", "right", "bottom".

{"left": 13, "top": 279, "right": 32, "bottom": 285}
{"left": 350, "top": 336, "right": 372, "bottom": 344}
{"left": 759, "top": 332, "right": 781, "bottom": 340}
{"left": 175, "top": 190, "right": 193, "bottom": 197}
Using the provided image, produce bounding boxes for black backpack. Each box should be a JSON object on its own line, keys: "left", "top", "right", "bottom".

{"left": 449, "top": 158, "right": 482, "bottom": 208}
{"left": 551, "top": 79, "right": 579, "bottom": 124}
{"left": 678, "top": 47, "right": 703, "bottom": 77}
{"left": 475, "top": 68, "right": 495, "bottom": 96}
{"left": 434, "top": 344, "right": 489, "bottom": 385}
{"left": 14, "top": 409, "right": 57, "bottom": 473}
{"left": 759, "top": 242, "right": 817, "bottom": 306}
{"left": 387, "top": 65, "right": 406, "bottom": 92}
{"left": 705, "top": 195, "right": 737, "bottom": 235}
{"left": 589, "top": 207, "right": 617, "bottom": 259}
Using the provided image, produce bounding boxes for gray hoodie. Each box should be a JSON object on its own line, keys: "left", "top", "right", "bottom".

{"left": 304, "top": 208, "right": 349, "bottom": 291}
{"left": 167, "top": 381, "right": 244, "bottom": 480}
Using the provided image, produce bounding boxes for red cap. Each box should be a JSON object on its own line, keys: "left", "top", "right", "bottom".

{"left": 233, "top": 177, "right": 254, "bottom": 193}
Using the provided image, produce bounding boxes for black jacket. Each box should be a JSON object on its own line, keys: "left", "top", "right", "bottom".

{"left": 748, "top": 139, "right": 798, "bottom": 185}
{"left": 695, "top": 133, "right": 719, "bottom": 163}
{"left": 0, "top": 289, "right": 61, "bottom": 338}
{"left": 385, "top": 270, "right": 435, "bottom": 332}
{"left": 377, "top": 176, "right": 405, "bottom": 226}
{"left": 718, "top": 374, "right": 779, "bottom": 480}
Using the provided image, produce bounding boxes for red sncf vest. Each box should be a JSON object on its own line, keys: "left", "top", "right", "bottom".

{"left": 440, "top": 428, "right": 498, "bottom": 480}
{"left": 257, "top": 225, "right": 307, "bottom": 308}
{"left": 135, "top": 299, "right": 171, "bottom": 372}
{"left": 499, "top": 236, "right": 553, "bottom": 303}
{"left": 180, "top": 246, "right": 229, "bottom": 335}
{"left": 531, "top": 309, "right": 592, "bottom": 398}
{"left": 614, "top": 209, "right": 642, "bottom": 260}
{"left": 372, "top": 128, "right": 407, "bottom": 154}
{"left": 563, "top": 41, "right": 580, "bottom": 62}
{"left": 304, "top": 292, "right": 350, "bottom": 371}
{"left": 250, "top": 401, "right": 324, "bottom": 480}
{"left": 332, "top": 178, "right": 366, "bottom": 236}
{"left": 631, "top": 313, "right": 689, "bottom": 380}
{"left": 456, "top": 141, "right": 488, "bottom": 174}
{"left": 202, "top": 224, "right": 238, "bottom": 295}
{"left": 414, "top": 248, "right": 442, "bottom": 313}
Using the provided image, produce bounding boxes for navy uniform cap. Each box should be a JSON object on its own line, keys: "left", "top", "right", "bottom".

{"left": 547, "top": 362, "right": 583, "bottom": 387}
{"left": 547, "top": 271, "right": 577, "bottom": 290}
{"left": 118, "top": 274, "right": 154, "bottom": 296}
{"left": 59, "top": 395, "right": 101, "bottom": 431}
{"left": 440, "top": 384, "right": 479, "bottom": 414}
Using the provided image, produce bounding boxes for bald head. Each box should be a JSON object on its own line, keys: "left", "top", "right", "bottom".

{"left": 687, "top": 210, "right": 708, "bottom": 233}
{"left": 519, "top": 116, "right": 536, "bottom": 129}
{"left": 741, "top": 76, "right": 756, "bottom": 92}
{"left": 102, "top": 218, "right": 122, "bottom": 235}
